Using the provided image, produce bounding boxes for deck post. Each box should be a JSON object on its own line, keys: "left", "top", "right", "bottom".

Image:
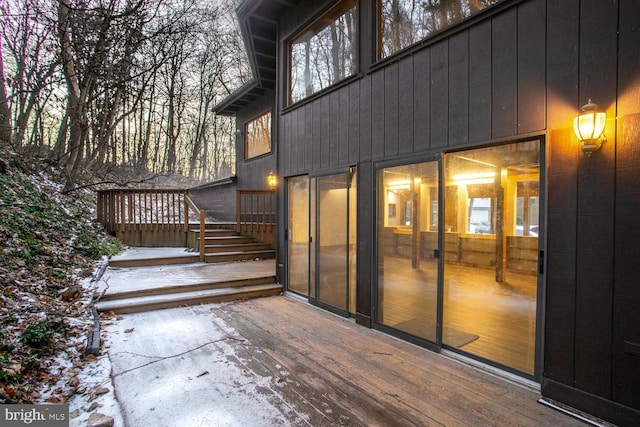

{"left": 199, "top": 210, "right": 206, "bottom": 262}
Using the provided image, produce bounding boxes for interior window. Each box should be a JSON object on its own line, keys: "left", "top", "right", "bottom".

{"left": 289, "top": 0, "right": 357, "bottom": 104}
{"left": 377, "top": 0, "right": 502, "bottom": 59}
{"left": 245, "top": 111, "right": 271, "bottom": 159}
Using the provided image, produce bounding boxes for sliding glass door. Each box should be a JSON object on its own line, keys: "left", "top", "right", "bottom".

{"left": 376, "top": 160, "right": 440, "bottom": 342}
{"left": 376, "top": 140, "right": 542, "bottom": 376}
{"left": 287, "top": 176, "right": 310, "bottom": 296}
{"left": 442, "top": 141, "right": 540, "bottom": 375}
{"left": 287, "top": 169, "right": 356, "bottom": 315}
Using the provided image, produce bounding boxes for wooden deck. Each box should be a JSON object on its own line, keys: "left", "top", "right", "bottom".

{"left": 212, "top": 296, "right": 586, "bottom": 426}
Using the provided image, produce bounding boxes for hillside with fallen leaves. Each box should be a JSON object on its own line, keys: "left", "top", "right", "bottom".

{"left": 0, "top": 150, "right": 122, "bottom": 404}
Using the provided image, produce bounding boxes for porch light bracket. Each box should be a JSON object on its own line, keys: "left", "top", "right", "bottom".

{"left": 573, "top": 99, "right": 606, "bottom": 156}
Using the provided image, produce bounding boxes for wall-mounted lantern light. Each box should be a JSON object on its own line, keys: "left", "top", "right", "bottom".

{"left": 573, "top": 99, "right": 606, "bottom": 155}
{"left": 267, "top": 171, "right": 277, "bottom": 190}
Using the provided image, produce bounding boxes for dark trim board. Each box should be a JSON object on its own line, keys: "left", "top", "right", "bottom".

{"left": 355, "top": 313, "right": 371, "bottom": 328}
{"left": 542, "top": 378, "right": 640, "bottom": 427}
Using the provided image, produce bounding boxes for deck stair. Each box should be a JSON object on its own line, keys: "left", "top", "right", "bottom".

{"left": 190, "top": 225, "right": 275, "bottom": 264}
{"left": 95, "top": 274, "right": 281, "bottom": 314}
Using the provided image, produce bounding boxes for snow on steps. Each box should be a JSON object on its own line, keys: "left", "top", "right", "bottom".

{"left": 96, "top": 276, "right": 281, "bottom": 314}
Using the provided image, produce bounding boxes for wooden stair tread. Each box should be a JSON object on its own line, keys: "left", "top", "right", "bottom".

{"left": 100, "top": 276, "right": 277, "bottom": 301}
{"left": 96, "top": 283, "right": 282, "bottom": 314}
{"left": 109, "top": 254, "right": 200, "bottom": 268}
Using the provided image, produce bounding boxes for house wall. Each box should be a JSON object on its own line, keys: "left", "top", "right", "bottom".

{"left": 235, "top": 90, "right": 277, "bottom": 191}
{"left": 273, "top": 0, "right": 640, "bottom": 424}
{"left": 189, "top": 177, "right": 237, "bottom": 221}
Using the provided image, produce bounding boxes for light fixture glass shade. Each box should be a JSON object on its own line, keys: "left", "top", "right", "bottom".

{"left": 267, "top": 172, "right": 277, "bottom": 189}
{"left": 573, "top": 110, "right": 606, "bottom": 142}
{"left": 573, "top": 100, "right": 606, "bottom": 155}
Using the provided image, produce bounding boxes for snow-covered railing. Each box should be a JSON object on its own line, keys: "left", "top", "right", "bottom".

{"left": 96, "top": 189, "right": 205, "bottom": 254}
{"left": 236, "top": 190, "right": 275, "bottom": 248}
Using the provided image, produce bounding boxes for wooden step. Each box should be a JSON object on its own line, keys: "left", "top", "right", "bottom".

{"left": 99, "top": 276, "right": 277, "bottom": 301}
{"left": 199, "top": 235, "right": 256, "bottom": 244}
{"left": 204, "top": 250, "right": 276, "bottom": 263}
{"left": 190, "top": 229, "right": 238, "bottom": 238}
{"left": 95, "top": 283, "right": 282, "bottom": 314}
{"left": 204, "top": 243, "right": 272, "bottom": 254}
{"left": 108, "top": 253, "right": 200, "bottom": 268}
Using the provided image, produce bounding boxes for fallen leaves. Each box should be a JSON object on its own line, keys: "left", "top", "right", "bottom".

{"left": 0, "top": 162, "right": 122, "bottom": 404}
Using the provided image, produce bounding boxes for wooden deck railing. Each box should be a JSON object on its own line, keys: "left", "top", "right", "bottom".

{"left": 97, "top": 189, "right": 205, "bottom": 257}
{"left": 236, "top": 190, "right": 276, "bottom": 247}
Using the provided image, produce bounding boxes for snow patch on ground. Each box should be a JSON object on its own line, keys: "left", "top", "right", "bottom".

{"left": 87, "top": 304, "right": 312, "bottom": 426}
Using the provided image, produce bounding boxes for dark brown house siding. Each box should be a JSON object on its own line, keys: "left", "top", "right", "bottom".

{"left": 246, "top": 0, "right": 640, "bottom": 424}
{"left": 235, "top": 91, "right": 276, "bottom": 191}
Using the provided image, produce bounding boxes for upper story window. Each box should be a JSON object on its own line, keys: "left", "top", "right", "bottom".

{"left": 289, "top": 0, "right": 357, "bottom": 105}
{"left": 378, "top": 0, "right": 502, "bottom": 59}
{"left": 245, "top": 111, "right": 271, "bottom": 159}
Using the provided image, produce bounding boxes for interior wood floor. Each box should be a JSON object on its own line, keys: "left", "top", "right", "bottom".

{"left": 379, "top": 257, "right": 537, "bottom": 374}
{"left": 211, "top": 296, "right": 583, "bottom": 426}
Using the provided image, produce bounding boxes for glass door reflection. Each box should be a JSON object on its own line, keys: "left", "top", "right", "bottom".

{"left": 316, "top": 173, "right": 349, "bottom": 312}
{"left": 376, "top": 161, "right": 440, "bottom": 342}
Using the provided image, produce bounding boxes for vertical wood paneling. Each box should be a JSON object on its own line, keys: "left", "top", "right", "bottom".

{"left": 492, "top": 8, "right": 518, "bottom": 138}
{"left": 372, "top": 70, "right": 385, "bottom": 159}
{"left": 469, "top": 21, "right": 492, "bottom": 142}
{"left": 312, "top": 99, "right": 322, "bottom": 170}
{"left": 384, "top": 62, "right": 399, "bottom": 156}
{"left": 517, "top": 0, "right": 546, "bottom": 133}
{"left": 398, "top": 56, "right": 414, "bottom": 154}
{"left": 448, "top": 31, "right": 469, "bottom": 146}
{"left": 613, "top": 0, "right": 640, "bottom": 410}
{"left": 290, "top": 108, "right": 298, "bottom": 174}
{"left": 304, "top": 103, "right": 313, "bottom": 171}
{"left": 430, "top": 41, "right": 448, "bottom": 148}
{"left": 348, "top": 81, "right": 360, "bottom": 164}
{"left": 321, "top": 95, "right": 331, "bottom": 169}
{"left": 339, "top": 86, "right": 350, "bottom": 165}
{"left": 414, "top": 48, "right": 431, "bottom": 151}
{"left": 573, "top": 0, "right": 618, "bottom": 398}
{"left": 297, "top": 105, "right": 306, "bottom": 173}
{"left": 329, "top": 90, "right": 340, "bottom": 167}
{"left": 544, "top": 0, "right": 579, "bottom": 386}
{"left": 359, "top": 75, "right": 372, "bottom": 161}
{"left": 282, "top": 113, "right": 291, "bottom": 175}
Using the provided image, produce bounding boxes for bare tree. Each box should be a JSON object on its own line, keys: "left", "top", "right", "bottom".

{"left": 0, "top": 33, "right": 12, "bottom": 146}
{"left": 2, "top": 0, "right": 248, "bottom": 188}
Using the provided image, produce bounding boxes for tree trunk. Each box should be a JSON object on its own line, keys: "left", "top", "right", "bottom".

{"left": 0, "top": 34, "right": 12, "bottom": 146}
{"left": 58, "top": 0, "right": 87, "bottom": 191}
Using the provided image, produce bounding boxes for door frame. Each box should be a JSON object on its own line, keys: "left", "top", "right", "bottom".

{"left": 372, "top": 137, "right": 546, "bottom": 381}
{"left": 372, "top": 153, "right": 443, "bottom": 352}
{"left": 284, "top": 166, "right": 356, "bottom": 317}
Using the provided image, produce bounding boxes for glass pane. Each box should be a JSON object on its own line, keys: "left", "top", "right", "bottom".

{"left": 245, "top": 111, "right": 271, "bottom": 159}
{"left": 377, "top": 0, "right": 502, "bottom": 59}
{"left": 317, "top": 174, "right": 348, "bottom": 311}
{"left": 289, "top": 0, "right": 357, "bottom": 104}
{"left": 287, "top": 176, "right": 309, "bottom": 296}
{"left": 443, "top": 141, "right": 540, "bottom": 374}
{"left": 377, "top": 161, "right": 439, "bottom": 342}
{"left": 310, "top": 178, "right": 317, "bottom": 300}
